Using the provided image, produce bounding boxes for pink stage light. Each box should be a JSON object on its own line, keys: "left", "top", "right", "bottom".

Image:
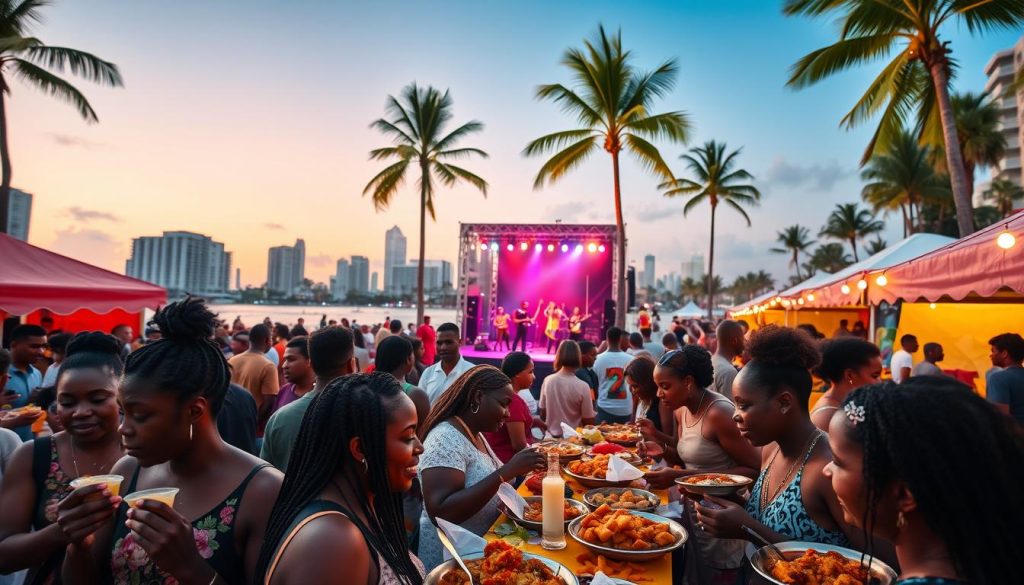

{"left": 598, "top": 244, "right": 606, "bottom": 252}
{"left": 479, "top": 242, "right": 488, "bottom": 251}
{"left": 546, "top": 244, "right": 555, "bottom": 252}
{"left": 490, "top": 242, "right": 499, "bottom": 252}
{"left": 506, "top": 243, "right": 514, "bottom": 252}
{"left": 574, "top": 244, "right": 583, "bottom": 254}
{"left": 587, "top": 243, "right": 597, "bottom": 253}
{"left": 560, "top": 244, "right": 569, "bottom": 253}
{"left": 535, "top": 243, "right": 543, "bottom": 252}
{"left": 520, "top": 242, "right": 529, "bottom": 251}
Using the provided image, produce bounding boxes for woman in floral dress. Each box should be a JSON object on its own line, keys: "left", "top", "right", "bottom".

{"left": 58, "top": 297, "right": 282, "bottom": 585}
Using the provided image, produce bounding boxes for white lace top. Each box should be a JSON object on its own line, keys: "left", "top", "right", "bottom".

{"left": 416, "top": 421, "right": 502, "bottom": 571}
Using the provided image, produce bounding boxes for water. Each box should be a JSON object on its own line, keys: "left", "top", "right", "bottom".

{"left": 206, "top": 303, "right": 457, "bottom": 329}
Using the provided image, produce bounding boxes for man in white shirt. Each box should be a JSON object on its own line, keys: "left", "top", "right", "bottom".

{"left": 890, "top": 334, "right": 918, "bottom": 383}
{"left": 421, "top": 322, "right": 475, "bottom": 404}
{"left": 594, "top": 327, "right": 634, "bottom": 423}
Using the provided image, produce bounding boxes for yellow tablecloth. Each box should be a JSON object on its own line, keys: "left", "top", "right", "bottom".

{"left": 486, "top": 477, "right": 674, "bottom": 583}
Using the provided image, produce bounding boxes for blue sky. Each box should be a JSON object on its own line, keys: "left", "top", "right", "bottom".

{"left": 13, "top": 0, "right": 1022, "bottom": 287}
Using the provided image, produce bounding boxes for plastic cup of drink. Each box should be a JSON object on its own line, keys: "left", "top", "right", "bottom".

{"left": 123, "top": 487, "right": 180, "bottom": 509}
{"left": 70, "top": 474, "right": 124, "bottom": 496}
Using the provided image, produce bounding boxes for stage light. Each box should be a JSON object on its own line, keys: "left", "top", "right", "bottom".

{"left": 857, "top": 279, "right": 868, "bottom": 290}
{"left": 490, "top": 242, "right": 499, "bottom": 252}
{"left": 875, "top": 274, "right": 888, "bottom": 287}
{"left": 598, "top": 244, "right": 606, "bottom": 253}
{"left": 535, "top": 243, "right": 543, "bottom": 252}
{"left": 575, "top": 244, "right": 583, "bottom": 254}
{"left": 520, "top": 242, "right": 529, "bottom": 251}
{"left": 841, "top": 284, "right": 851, "bottom": 295}
{"left": 587, "top": 243, "right": 598, "bottom": 253}
{"left": 560, "top": 244, "right": 569, "bottom": 253}
{"left": 997, "top": 230, "right": 1016, "bottom": 250}
{"left": 506, "top": 243, "right": 514, "bottom": 252}
{"left": 479, "top": 242, "right": 487, "bottom": 251}
{"left": 547, "top": 244, "right": 555, "bottom": 252}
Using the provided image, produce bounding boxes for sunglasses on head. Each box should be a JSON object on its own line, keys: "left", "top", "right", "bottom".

{"left": 657, "top": 350, "right": 690, "bottom": 377}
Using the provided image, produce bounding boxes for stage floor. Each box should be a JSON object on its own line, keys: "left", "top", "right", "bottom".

{"left": 462, "top": 346, "right": 556, "bottom": 363}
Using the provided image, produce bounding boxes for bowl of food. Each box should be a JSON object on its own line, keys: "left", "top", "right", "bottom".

{"left": 564, "top": 455, "right": 641, "bottom": 489}
{"left": 70, "top": 474, "right": 124, "bottom": 496}
{"left": 675, "top": 473, "right": 752, "bottom": 497}
{"left": 5, "top": 405, "right": 43, "bottom": 417}
{"left": 750, "top": 542, "right": 897, "bottom": 585}
{"left": 597, "top": 424, "right": 642, "bottom": 446}
{"left": 582, "top": 488, "right": 660, "bottom": 513}
{"left": 568, "top": 504, "right": 687, "bottom": 562}
{"left": 498, "top": 495, "right": 589, "bottom": 532}
{"left": 423, "top": 540, "right": 578, "bottom": 585}
{"left": 536, "top": 440, "right": 587, "bottom": 463}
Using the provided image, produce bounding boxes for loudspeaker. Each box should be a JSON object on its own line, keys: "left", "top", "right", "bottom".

{"left": 465, "top": 295, "right": 480, "bottom": 342}
{"left": 626, "top": 266, "right": 636, "bottom": 310}
{"left": 602, "top": 298, "right": 616, "bottom": 338}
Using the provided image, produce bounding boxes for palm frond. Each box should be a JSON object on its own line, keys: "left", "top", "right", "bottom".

{"left": 787, "top": 33, "right": 897, "bottom": 89}
{"left": 0, "top": 34, "right": 40, "bottom": 53}
{"left": 523, "top": 129, "right": 598, "bottom": 157}
{"left": 24, "top": 45, "right": 122, "bottom": 86}
{"left": 682, "top": 192, "right": 709, "bottom": 216}
{"left": 432, "top": 120, "right": 484, "bottom": 153}
{"left": 954, "top": 0, "right": 1024, "bottom": 33}
{"left": 535, "top": 83, "right": 603, "bottom": 127}
{"left": 437, "top": 147, "right": 489, "bottom": 160}
{"left": 3, "top": 0, "right": 49, "bottom": 36}
{"left": 622, "top": 133, "right": 675, "bottom": 181}
{"left": 532, "top": 136, "right": 599, "bottom": 189}
{"left": 621, "top": 59, "right": 679, "bottom": 113}
{"left": 622, "top": 111, "right": 691, "bottom": 143}
{"left": 435, "top": 162, "right": 489, "bottom": 195}
{"left": 12, "top": 58, "right": 97, "bottom": 121}
{"left": 369, "top": 118, "right": 417, "bottom": 145}
{"left": 368, "top": 145, "right": 418, "bottom": 161}
{"left": 362, "top": 159, "right": 411, "bottom": 209}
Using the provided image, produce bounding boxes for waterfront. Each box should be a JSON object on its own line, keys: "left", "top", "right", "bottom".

{"left": 207, "top": 303, "right": 457, "bottom": 329}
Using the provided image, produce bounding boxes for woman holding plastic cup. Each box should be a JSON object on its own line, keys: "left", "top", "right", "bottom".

{"left": 0, "top": 332, "right": 125, "bottom": 584}
{"left": 59, "top": 297, "right": 283, "bottom": 585}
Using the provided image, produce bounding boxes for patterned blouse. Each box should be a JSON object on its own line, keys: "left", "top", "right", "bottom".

{"left": 27, "top": 437, "right": 75, "bottom": 585}
{"left": 108, "top": 464, "right": 269, "bottom": 585}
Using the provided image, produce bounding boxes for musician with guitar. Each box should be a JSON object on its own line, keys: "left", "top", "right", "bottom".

{"left": 544, "top": 302, "right": 568, "bottom": 354}
{"left": 568, "top": 306, "right": 593, "bottom": 342}
{"left": 511, "top": 299, "right": 543, "bottom": 352}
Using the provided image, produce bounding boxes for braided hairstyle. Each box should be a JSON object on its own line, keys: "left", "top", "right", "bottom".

{"left": 657, "top": 345, "right": 714, "bottom": 388}
{"left": 842, "top": 379, "right": 1024, "bottom": 583}
{"left": 743, "top": 325, "right": 821, "bottom": 411}
{"left": 255, "top": 373, "right": 421, "bottom": 584}
{"left": 124, "top": 296, "right": 231, "bottom": 416}
{"left": 58, "top": 331, "right": 125, "bottom": 382}
{"left": 419, "top": 365, "right": 510, "bottom": 439}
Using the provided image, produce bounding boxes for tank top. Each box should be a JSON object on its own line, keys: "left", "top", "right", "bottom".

{"left": 26, "top": 437, "right": 74, "bottom": 585}
{"left": 745, "top": 433, "right": 849, "bottom": 547}
{"left": 108, "top": 463, "right": 270, "bottom": 585}
{"left": 264, "top": 500, "right": 424, "bottom": 585}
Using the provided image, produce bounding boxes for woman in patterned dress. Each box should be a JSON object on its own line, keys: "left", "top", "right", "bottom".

{"left": 0, "top": 333, "right": 125, "bottom": 585}
{"left": 58, "top": 297, "right": 283, "bottom": 585}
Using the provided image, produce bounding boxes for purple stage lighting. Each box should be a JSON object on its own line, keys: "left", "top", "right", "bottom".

{"left": 575, "top": 244, "right": 584, "bottom": 254}
{"left": 520, "top": 242, "right": 529, "bottom": 251}
{"left": 560, "top": 244, "right": 569, "bottom": 253}
{"left": 598, "top": 244, "right": 606, "bottom": 253}
{"left": 490, "top": 242, "right": 499, "bottom": 252}
{"left": 546, "top": 243, "right": 555, "bottom": 252}
{"left": 506, "top": 243, "right": 514, "bottom": 252}
{"left": 535, "top": 243, "right": 543, "bottom": 252}
{"left": 587, "top": 243, "right": 598, "bottom": 253}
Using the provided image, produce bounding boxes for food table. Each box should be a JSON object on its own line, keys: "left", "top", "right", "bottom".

{"left": 485, "top": 475, "right": 675, "bottom": 583}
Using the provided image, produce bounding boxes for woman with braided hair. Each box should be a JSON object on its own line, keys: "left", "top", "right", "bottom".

{"left": 824, "top": 378, "right": 1023, "bottom": 584}
{"left": 59, "top": 296, "right": 283, "bottom": 585}
{"left": 257, "top": 372, "right": 425, "bottom": 585}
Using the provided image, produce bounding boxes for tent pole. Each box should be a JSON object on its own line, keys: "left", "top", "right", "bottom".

{"left": 869, "top": 304, "right": 876, "bottom": 344}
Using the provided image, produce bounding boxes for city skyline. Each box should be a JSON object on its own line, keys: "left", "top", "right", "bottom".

{"left": 12, "top": 2, "right": 1021, "bottom": 289}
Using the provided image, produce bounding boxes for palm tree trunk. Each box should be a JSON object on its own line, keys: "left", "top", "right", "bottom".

{"left": 0, "top": 81, "right": 11, "bottom": 236}
{"left": 707, "top": 202, "right": 716, "bottom": 320}
{"left": 928, "top": 61, "right": 974, "bottom": 237}
{"left": 900, "top": 204, "right": 909, "bottom": 238}
{"left": 416, "top": 160, "right": 427, "bottom": 330}
{"left": 850, "top": 237, "right": 859, "bottom": 263}
{"left": 611, "top": 150, "right": 626, "bottom": 328}
{"left": 793, "top": 250, "right": 801, "bottom": 280}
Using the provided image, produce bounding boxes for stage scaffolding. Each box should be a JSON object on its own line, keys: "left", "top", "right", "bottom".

{"left": 455, "top": 223, "right": 619, "bottom": 343}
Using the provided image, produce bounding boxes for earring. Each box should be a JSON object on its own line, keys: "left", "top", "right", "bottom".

{"left": 848, "top": 378, "right": 854, "bottom": 386}
{"left": 896, "top": 511, "right": 906, "bottom": 530}
{"left": 471, "top": 403, "right": 480, "bottom": 414}
{"left": 362, "top": 459, "right": 369, "bottom": 472}
{"left": 189, "top": 423, "right": 193, "bottom": 441}
{"left": 780, "top": 407, "right": 789, "bottom": 414}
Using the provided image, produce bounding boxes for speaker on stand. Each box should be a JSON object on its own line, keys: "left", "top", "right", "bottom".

{"left": 465, "top": 295, "right": 480, "bottom": 343}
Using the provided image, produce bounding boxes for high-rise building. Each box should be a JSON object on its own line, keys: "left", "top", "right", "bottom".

{"left": 331, "top": 258, "right": 350, "bottom": 300}
{"left": 682, "top": 254, "right": 704, "bottom": 282}
{"left": 390, "top": 260, "right": 452, "bottom": 296}
{"left": 4, "top": 188, "right": 31, "bottom": 241}
{"left": 126, "top": 231, "right": 231, "bottom": 297}
{"left": 384, "top": 226, "right": 407, "bottom": 292}
{"left": 643, "top": 255, "right": 655, "bottom": 289}
{"left": 371, "top": 271, "right": 379, "bottom": 293}
{"left": 267, "top": 239, "right": 305, "bottom": 296}
{"left": 984, "top": 40, "right": 1023, "bottom": 196}
{"left": 350, "top": 255, "right": 370, "bottom": 293}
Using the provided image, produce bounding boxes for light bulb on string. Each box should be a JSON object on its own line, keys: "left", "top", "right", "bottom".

{"left": 996, "top": 230, "right": 1016, "bottom": 250}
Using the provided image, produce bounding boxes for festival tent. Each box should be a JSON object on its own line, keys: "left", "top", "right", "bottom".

{"left": 0, "top": 233, "right": 166, "bottom": 336}
{"left": 671, "top": 301, "right": 704, "bottom": 319}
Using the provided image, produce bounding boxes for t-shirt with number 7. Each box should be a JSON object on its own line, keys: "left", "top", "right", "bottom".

{"left": 593, "top": 350, "right": 635, "bottom": 416}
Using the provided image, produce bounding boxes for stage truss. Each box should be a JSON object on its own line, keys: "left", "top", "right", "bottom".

{"left": 456, "top": 223, "right": 619, "bottom": 342}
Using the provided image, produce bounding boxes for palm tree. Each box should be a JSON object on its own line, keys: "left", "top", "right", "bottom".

{"left": 771, "top": 225, "right": 814, "bottom": 280}
{"left": 951, "top": 91, "right": 1006, "bottom": 198}
{"left": 526, "top": 26, "right": 691, "bottom": 328}
{"left": 861, "top": 131, "right": 950, "bottom": 236}
{"left": 810, "top": 244, "right": 853, "bottom": 273}
{"left": 753, "top": 270, "right": 775, "bottom": 296}
{"left": 661, "top": 141, "right": 760, "bottom": 319}
{"left": 679, "top": 277, "right": 703, "bottom": 303}
{"left": 0, "top": 0, "right": 123, "bottom": 233}
{"left": 984, "top": 179, "right": 1024, "bottom": 218}
{"left": 820, "top": 203, "right": 884, "bottom": 263}
{"left": 784, "top": 0, "right": 1024, "bottom": 238}
{"left": 699, "top": 274, "right": 725, "bottom": 308}
{"left": 364, "top": 83, "right": 488, "bottom": 327}
{"left": 865, "top": 237, "right": 888, "bottom": 256}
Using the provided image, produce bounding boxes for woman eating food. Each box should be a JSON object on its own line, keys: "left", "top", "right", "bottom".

{"left": 624, "top": 356, "right": 674, "bottom": 435}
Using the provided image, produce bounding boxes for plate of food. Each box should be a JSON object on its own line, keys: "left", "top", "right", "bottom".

{"left": 568, "top": 504, "right": 687, "bottom": 562}
{"left": 4, "top": 404, "right": 43, "bottom": 417}
{"left": 564, "top": 455, "right": 645, "bottom": 488}
{"left": 582, "top": 488, "right": 660, "bottom": 512}
{"left": 675, "top": 473, "right": 752, "bottom": 496}
{"left": 536, "top": 440, "right": 587, "bottom": 463}
{"left": 424, "top": 540, "right": 579, "bottom": 585}
{"left": 596, "top": 424, "right": 642, "bottom": 445}
{"left": 749, "top": 542, "right": 897, "bottom": 585}
{"left": 498, "top": 495, "right": 589, "bottom": 532}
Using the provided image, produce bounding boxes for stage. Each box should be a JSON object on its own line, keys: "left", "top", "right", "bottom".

{"left": 460, "top": 345, "right": 558, "bottom": 398}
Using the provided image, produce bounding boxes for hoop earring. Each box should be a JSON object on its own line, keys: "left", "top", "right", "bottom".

{"left": 471, "top": 403, "right": 480, "bottom": 414}
{"left": 189, "top": 423, "right": 193, "bottom": 442}
{"left": 848, "top": 378, "right": 854, "bottom": 387}
{"left": 362, "top": 458, "right": 369, "bottom": 472}
{"left": 896, "top": 511, "right": 906, "bottom": 530}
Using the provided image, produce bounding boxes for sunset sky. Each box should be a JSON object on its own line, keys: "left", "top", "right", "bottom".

{"left": 12, "top": 1, "right": 1021, "bottom": 288}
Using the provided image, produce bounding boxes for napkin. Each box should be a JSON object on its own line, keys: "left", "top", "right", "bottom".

{"left": 497, "top": 482, "right": 528, "bottom": 519}
{"left": 436, "top": 517, "right": 486, "bottom": 561}
{"left": 592, "top": 571, "right": 631, "bottom": 585}
{"left": 559, "top": 422, "right": 580, "bottom": 438}
{"left": 606, "top": 454, "right": 644, "bottom": 482}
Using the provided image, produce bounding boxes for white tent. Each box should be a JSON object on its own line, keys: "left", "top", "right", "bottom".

{"left": 671, "top": 301, "right": 704, "bottom": 319}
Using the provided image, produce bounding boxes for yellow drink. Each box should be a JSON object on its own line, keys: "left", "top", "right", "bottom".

{"left": 124, "top": 487, "right": 180, "bottom": 508}
{"left": 70, "top": 474, "right": 124, "bottom": 496}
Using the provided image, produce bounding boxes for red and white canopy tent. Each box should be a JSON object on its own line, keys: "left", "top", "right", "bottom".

{"left": 0, "top": 233, "right": 166, "bottom": 337}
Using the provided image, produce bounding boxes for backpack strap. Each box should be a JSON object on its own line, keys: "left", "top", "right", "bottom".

{"left": 31, "top": 436, "right": 52, "bottom": 495}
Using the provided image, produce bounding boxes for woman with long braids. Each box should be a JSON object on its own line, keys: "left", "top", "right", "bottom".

{"left": 624, "top": 356, "right": 673, "bottom": 434}
{"left": 825, "top": 378, "right": 1023, "bottom": 584}
{"left": 256, "top": 373, "right": 425, "bottom": 585}
{"left": 417, "top": 365, "right": 545, "bottom": 571}
{"left": 810, "top": 337, "right": 882, "bottom": 431}
{"left": 0, "top": 333, "right": 125, "bottom": 584}
{"left": 58, "top": 297, "right": 282, "bottom": 585}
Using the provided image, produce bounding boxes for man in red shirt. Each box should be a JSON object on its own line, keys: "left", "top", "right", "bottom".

{"left": 416, "top": 315, "right": 437, "bottom": 366}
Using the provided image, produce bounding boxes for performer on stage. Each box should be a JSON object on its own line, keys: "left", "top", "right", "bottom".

{"left": 492, "top": 306, "right": 511, "bottom": 351}
{"left": 568, "top": 306, "right": 592, "bottom": 342}
{"left": 544, "top": 302, "right": 565, "bottom": 354}
{"left": 512, "top": 300, "right": 533, "bottom": 352}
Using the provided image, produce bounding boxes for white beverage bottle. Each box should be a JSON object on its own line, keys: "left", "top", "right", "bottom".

{"left": 541, "top": 452, "right": 567, "bottom": 550}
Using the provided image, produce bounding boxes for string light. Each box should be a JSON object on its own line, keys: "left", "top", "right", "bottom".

{"left": 857, "top": 279, "right": 868, "bottom": 290}
{"left": 875, "top": 274, "right": 888, "bottom": 287}
{"left": 929, "top": 303, "right": 937, "bottom": 309}
{"left": 996, "top": 230, "right": 1016, "bottom": 250}
{"left": 797, "top": 298, "right": 805, "bottom": 305}
{"left": 841, "top": 284, "right": 851, "bottom": 295}
{"left": 807, "top": 293, "right": 815, "bottom": 302}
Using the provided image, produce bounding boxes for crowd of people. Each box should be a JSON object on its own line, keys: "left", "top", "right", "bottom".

{"left": 0, "top": 295, "right": 1021, "bottom": 585}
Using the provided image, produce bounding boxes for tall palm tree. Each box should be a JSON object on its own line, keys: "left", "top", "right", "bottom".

{"left": 661, "top": 141, "right": 760, "bottom": 319}
{"left": 784, "top": 0, "right": 1024, "bottom": 238}
{"left": 820, "top": 203, "right": 884, "bottom": 263}
{"left": 861, "top": 131, "right": 950, "bottom": 236}
{"left": 985, "top": 178, "right": 1024, "bottom": 218}
{"left": 753, "top": 270, "right": 775, "bottom": 296}
{"left": 679, "top": 277, "right": 703, "bottom": 303}
{"left": 771, "top": 224, "right": 814, "bottom": 280}
{"left": 865, "top": 237, "right": 888, "bottom": 256}
{"left": 810, "top": 243, "right": 853, "bottom": 273}
{"left": 699, "top": 273, "right": 725, "bottom": 307}
{"left": 952, "top": 91, "right": 1005, "bottom": 197}
{"left": 364, "top": 83, "right": 488, "bottom": 327}
{"left": 0, "top": 0, "right": 123, "bottom": 233}
{"left": 525, "top": 25, "right": 691, "bottom": 328}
